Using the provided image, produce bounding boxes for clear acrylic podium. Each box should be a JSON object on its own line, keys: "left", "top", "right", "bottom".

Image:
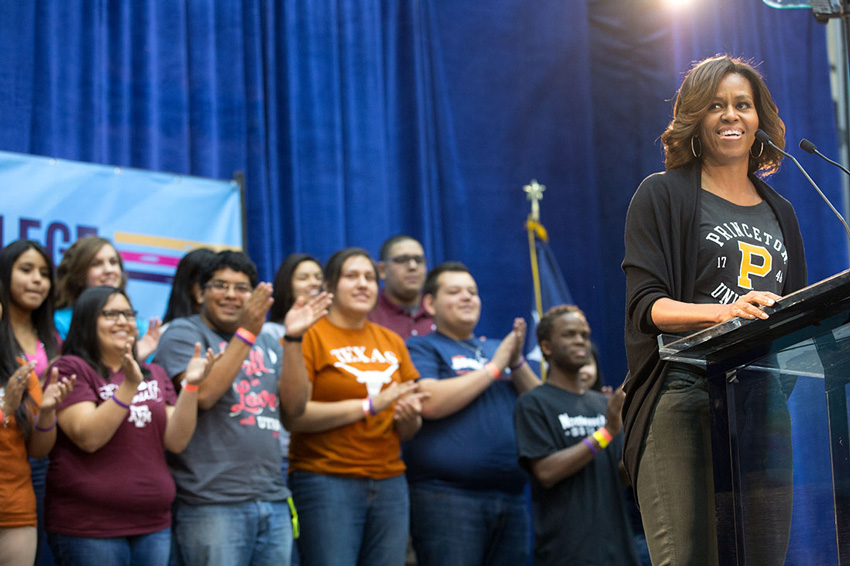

{"left": 659, "top": 269, "right": 850, "bottom": 565}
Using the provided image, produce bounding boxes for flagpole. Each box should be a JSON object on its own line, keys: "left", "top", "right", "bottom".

{"left": 524, "top": 179, "right": 546, "bottom": 379}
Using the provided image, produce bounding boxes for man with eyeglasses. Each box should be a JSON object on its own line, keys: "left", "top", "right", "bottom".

{"left": 154, "top": 250, "right": 329, "bottom": 566}
{"left": 368, "top": 235, "right": 435, "bottom": 340}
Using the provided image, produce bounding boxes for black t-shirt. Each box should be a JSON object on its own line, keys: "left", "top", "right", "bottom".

{"left": 514, "top": 384, "right": 639, "bottom": 566}
{"left": 693, "top": 190, "right": 785, "bottom": 305}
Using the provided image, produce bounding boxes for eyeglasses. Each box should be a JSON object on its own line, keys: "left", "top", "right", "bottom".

{"left": 205, "top": 280, "right": 253, "bottom": 294}
{"left": 101, "top": 309, "right": 137, "bottom": 321}
{"left": 389, "top": 254, "right": 425, "bottom": 266}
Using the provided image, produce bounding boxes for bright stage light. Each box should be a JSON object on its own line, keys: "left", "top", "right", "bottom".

{"left": 664, "top": 0, "right": 695, "bottom": 8}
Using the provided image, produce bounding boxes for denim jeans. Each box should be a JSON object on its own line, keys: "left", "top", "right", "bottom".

{"left": 171, "top": 500, "right": 292, "bottom": 566}
{"left": 48, "top": 527, "right": 170, "bottom": 566}
{"left": 289, "top": 471, "right": 408, "bottom": 566}
{"left": 409, "top": 483, "right": 529, "bottom": 566}
{"left": 30, "top": 456, "right": 55, "bottom": 566}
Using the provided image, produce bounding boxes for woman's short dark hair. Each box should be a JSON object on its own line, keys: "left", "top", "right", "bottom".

{"left": 323, "top": 248, "right": 376, "bottom": 296}
{"left": 0, "top": 240, "right": 60, "bottom": 371}
{"left": 62, "top": 286, "right": 147, "bottom": 380}
{"left": 163, "top": 248, "right": 216, "bottom": 323}
{"left": 198, "top": 251, "right": 258, "bottom": 290}
{"left": 662, "top": 55, "right": 784, "bottom": 176}
{"left": 56, "top": 236, "right": 126, "bottom": 308}
{"left": 269, "top": 254, "right": 322, "bottom": 323}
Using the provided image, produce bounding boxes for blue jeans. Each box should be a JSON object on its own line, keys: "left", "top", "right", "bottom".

{"left": 48, "top": 527, "right": 170, "bottom": 566}
{"left": 289, "top": 471, "right": 408, "bottom": 566}
{"left": 409, "top": 483, "right": 529, "bottom": 566}
{"left": 30, "top": 456, "right": 56, "bottom": 566}
{"left": 172, "top": 500, "right": 292, "bottom": 566}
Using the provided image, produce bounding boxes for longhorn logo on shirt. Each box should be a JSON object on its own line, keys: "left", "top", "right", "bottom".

{"left": 333, "top": 361, "right": 399, "bottom": 397}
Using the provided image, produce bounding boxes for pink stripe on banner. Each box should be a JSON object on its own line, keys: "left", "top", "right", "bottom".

{"left": 120, "top": 251, "right": 181, "bottom": 268}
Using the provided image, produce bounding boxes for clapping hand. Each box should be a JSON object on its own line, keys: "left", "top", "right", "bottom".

{"left": 393, "top": 386, "right": 431, "bottom": 423}
{"left": 283, "top": 292, "right": 333, "bottom": 339}
{"left": 136, "top": 318, "right": 163, "bottom": 362}
{"left": 183, "top": 342, "right": 217, "bottom": 386}
{"left": 121, "top": 337, "right": 145, "bottom": 387}
{"left": 3, "top": 361, "right": 36, "bottom": 416}
{"left": 238, "top": 283, "right": 275, "bottom": 335}
{"left": 39, "top": 367, "right": 76, "bottom": 414}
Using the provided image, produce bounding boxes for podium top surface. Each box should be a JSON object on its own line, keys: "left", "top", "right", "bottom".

{"left": 659, "top": 268, "right": 850, "bottom": 374}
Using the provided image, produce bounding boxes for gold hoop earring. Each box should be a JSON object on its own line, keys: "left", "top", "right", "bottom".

{"left": 750, "top": 140, "right": 764, "bottom": 159}
{"left": 690, "top": 136, "right": 702, "bottom": 158}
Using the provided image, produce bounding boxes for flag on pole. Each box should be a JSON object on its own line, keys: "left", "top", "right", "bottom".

{"left": 522, "top": 180, "right": 573, "bottom": 380}
{"left": 525, "top": 218, "right": 573, "bottom": 378}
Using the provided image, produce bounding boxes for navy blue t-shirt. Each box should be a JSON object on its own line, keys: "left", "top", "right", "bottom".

{"left": 403, "top": 332, "right": 527, "bottom": 494}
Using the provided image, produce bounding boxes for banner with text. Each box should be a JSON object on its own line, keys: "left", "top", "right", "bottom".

{"left": 0, "top": 150, "right": 243, "bottom": 323}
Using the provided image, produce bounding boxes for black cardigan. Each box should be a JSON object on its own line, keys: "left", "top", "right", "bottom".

{"left": 620, "top": 162, "right": 808, "bottom": 492}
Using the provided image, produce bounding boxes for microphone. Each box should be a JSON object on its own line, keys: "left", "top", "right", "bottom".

{"left": 799, "top": 138, "right": 850, "bottom": 178}
{"left": 755, "top": 129, "right": 850, "bottom": 242}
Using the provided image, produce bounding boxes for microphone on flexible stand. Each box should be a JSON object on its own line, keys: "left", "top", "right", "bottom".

{"left": 755, "top": 129, "right": 850, "bottom": 242}
{"left": 799, "top": 138, "right": 850, "bottom": 178}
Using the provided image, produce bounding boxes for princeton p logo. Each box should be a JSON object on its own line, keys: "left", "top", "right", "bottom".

{"left": 737, "top": 242, "right": 772, "bottom": 289}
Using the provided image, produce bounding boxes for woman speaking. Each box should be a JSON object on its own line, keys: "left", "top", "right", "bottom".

{"left": 622, "top": 55, "right": 807, "bottom": 565}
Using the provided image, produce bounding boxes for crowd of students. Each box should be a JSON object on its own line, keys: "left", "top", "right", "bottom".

{"left": 0, "top": 235, "right": 640, "bottom": 566}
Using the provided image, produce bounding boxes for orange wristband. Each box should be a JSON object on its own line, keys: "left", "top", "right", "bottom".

{"left": 181, "top": 380, "right": 199, "bottom": 393}
{"left": 484, "top": 362, "right": 500, "bottom": 379}
{"left": 235, "top": 328, "right": 256, "bottom": 346}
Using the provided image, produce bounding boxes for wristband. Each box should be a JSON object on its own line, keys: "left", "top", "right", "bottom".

{"left": 582, "top": 437, "right": 598, "bottom": 455}
{"left": 111, "top": 395, "right": 131, "bottom": 410}
{"left": 235, "top": 328, "right": 256, "bottom": 346}
{"left": 592, "top": 427, "right": 613, "bottom": 449}
{"left": 362, "top": 398, "right": 371, "bottom": 417}
{"left": 484, "top": 362, "right": 501, "bottom": 379}
{"left": 34, "top": 416, "right": 58, "bottom": 432}
{"left": 368, "top": 397, "right": 376, "bottom": 416}
{"left": 283, "top": 334, "right": 303, "bottom": 343}
{"left": 509, "top": 357, "right": 526, "bottom": 372}
{"left": 181, "top": 380, "right": 199, "bottom": 393}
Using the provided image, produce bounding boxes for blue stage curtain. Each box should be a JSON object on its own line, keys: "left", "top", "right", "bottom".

{"left": 0, "top": 0, "right": 842, "bottom": 384}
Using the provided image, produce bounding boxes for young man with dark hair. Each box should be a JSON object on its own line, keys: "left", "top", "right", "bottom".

{"left": 514, "top": 305, "right": 639, "bottom": 565}
{"left": 154, "top": 250, "right": 330, "bottom": 566}
{"left": 403, "top": 262, "right": 539, "bottom": 565}
{"left": 368, "top": 235, "right": 435, "bottom": 339}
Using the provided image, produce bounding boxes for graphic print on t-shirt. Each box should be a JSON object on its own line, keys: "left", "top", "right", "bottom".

{"left": 329, "top": 346, "right": 400, "bottom": 396}
{"left": 214, "top": 340, "right": 281, "bottom": 433}
{"left": 98, "top": 380, "right": 163, "bottom": 429}
{"left": 695, "top": 194, "right": 786, "bottom": 305}
{"left": 558, "top": 412, "right": 607, "bottom": 438}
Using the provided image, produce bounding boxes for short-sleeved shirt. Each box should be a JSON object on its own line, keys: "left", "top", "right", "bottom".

{"left": 368, "top": 291, "right": 436, "bottom": 340}
{"left": 0, "top": 373, "right": 42, "bottom": 528}
{"left": 514, "top": 383, "right": 639, "bottom": 565}
{"left": 404, "top": 332, "right": 527, "bottom": 494}
{"left": 153, "top": 314, "right": 290, "bottom": 505}
{"left": 289, "top": 317, "right": 419, "bottom": 479}
{"left": 47, "top": 356, "right": 177, "bottom": 537}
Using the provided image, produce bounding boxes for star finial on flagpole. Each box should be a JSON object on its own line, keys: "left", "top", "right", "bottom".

{"left": 523, "top": 179, "right": 546, "bottom": 222}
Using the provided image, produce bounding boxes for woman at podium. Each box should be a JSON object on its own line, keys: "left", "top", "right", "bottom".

{"left": 622, "top": 55, "right": 808, "bottom": 565}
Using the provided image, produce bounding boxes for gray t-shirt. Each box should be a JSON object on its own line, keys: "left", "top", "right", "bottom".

{"left": 154, "top": 314, "right": 289, "bottom": 505}
{"left": 694, "top": 190, "right": 786, "bottom": 305}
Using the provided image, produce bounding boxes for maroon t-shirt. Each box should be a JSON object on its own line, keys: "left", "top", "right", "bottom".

{"left": 46, "top": 356, "right": 178, "bottom": 537}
